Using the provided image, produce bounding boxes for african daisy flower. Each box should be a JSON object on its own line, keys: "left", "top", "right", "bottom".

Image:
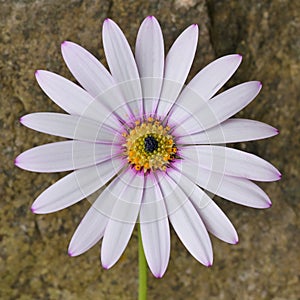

{"left": 16, "top": 16, "right": 280, "bottom": 278}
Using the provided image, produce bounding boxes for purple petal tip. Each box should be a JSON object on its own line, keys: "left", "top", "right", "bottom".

{"left": 35, "top": 70, "right": 39, "bottom": 76}
{"left": 154, "top": 274, "right": 163, "bottom": 279}
{"left": 206, "top": 263, "right": 213, "bottom": 268}
{"left": 276, "top": 129, "right": 280, "bottom": 134}
{"left": 30, "top": 206, "right": 36, "bottom": 213}
{"left": 68, "top": 250, "right": 74, "bottom": 257}
{"left": 234, "top": 239, "right": 239, "bottom": 245}
{"left": 258, "top": 81, "right": 263, "bottom": 87}
{"left": 61, "top": 41, "right": 68, "bottom": 46}
{"left": 14, "top": 157, "right": 19, "bottom": 166}
{"left": 147, "top": 15, "right": 154, "bottom": 19}
{"left": 102, "top": 264, "right": 109, "bottom": 270}
{"left": 268, "top": 202, "right": 272, "bottom": 208}
{"left": 19, "top": 116, "right": 23, "bottom": 123}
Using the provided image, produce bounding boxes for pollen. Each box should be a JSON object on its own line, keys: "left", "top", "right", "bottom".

{"left": 123, "top": 118, "right": 178, "bottom": 172}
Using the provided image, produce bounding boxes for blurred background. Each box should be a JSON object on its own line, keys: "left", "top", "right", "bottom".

{"left": 1, "top": 0, "right": 299, "bottom": 299}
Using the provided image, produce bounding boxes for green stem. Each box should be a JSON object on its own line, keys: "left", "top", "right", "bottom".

{"left": 138, "top": 224, "right": 147, "bottom": 300}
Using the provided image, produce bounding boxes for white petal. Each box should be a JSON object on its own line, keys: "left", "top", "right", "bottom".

{"left": 181, "top": 145, "right": 281, "bottom": 182}
{"left": 166, "top": 166, "right": 211, "bottom": 210}
{"left": 61, "top": 41, "right": 131, "bottom": 119}
{"left": 68, "top": 173, "right": 128, "bottom": 256}
{"left": 20, "top": 113, "right": 120, "bottom": 143}
{"left": 68, "top": 206, "right": 109, "bottom": 257}
{"left": 211, "top": 174, "right": 272, "bottom": 208}
{"left": 197, "top": 200, "right": 238, "bottom": 244}
{"left": 103, "top": 19, "right": 143, "bottom": 116}
{"left": 171, "top": 81, "right": 262, "bottom": 134}
{"left": 156, "top": 172, "right": 213, "bottom": 266}
{"left": 156, "top": 24, "right": 198, "bottom": 117}
{"left": 61, "top": 41, "right": 116, "bottom": 97}
{"left": 31, "top": 157, "right": 123, "bottom": 213}
{"left": 35, "top": 70, "right": 91, "bottom": 115}
{"left": 35, "top": 70, "right": 118, "bottom": 128}
{"left": 135, "top": 16, "right": 164, "bottom": 114}
{"left": 179, "top": 159, "right": 272, "bottom": 208}
{"left": 176, "top": 118, "right": 279, "bottom": 144}
{"left": 101, "top": 171, "right": 144, "bottom": 269}
{"left": 15, "top": 141, "right": 121, "bottom": 172}
{"left": 182, "top": 54, "right": 242, "bottom": 102}
{"left": 168, "top": 168, "right": 238, "bottom": 244}
{"left": 140, "top": 174, "right": 170, "bottom": 278}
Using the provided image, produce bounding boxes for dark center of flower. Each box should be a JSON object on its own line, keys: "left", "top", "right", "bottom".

{"left": 144, "top": 135, "right": 159, "bottom": 153}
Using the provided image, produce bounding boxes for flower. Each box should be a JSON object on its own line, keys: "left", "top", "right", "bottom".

{"left": 16, "top": 16, "right": 281, "bottom": 278}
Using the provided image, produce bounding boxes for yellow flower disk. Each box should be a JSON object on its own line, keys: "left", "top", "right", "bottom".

{"left": 123, "top": 118, "right": 177, "bottom": 172}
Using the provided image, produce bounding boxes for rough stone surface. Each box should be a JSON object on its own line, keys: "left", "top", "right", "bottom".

{"left": 1, "top": 0, "right": 299, "bottom": 299}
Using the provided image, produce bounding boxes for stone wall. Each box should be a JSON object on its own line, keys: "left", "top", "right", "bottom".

{"left": 1, "top": 0, "right": 299, "bottom": 299}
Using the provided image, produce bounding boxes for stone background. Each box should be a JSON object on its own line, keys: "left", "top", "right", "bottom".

{"left": 1, "top": 0, "right": 299, "bottom": 299}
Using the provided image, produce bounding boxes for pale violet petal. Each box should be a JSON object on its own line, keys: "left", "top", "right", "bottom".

{"left": 197, "top": 199, "right": 238, "bottom": 244}
{"left": 171, "top": 81, "right": 262, "bottom": 134}
{"left": 176, "top": 118, "right": 279, "bottom": 144}
{"left": 68, "top": 206, "right": 109, "bottom": 257}
{"left": 61, "top": 41, "right": 116, "bottom": 98}
{"left": 179, "top": 159, "right": 272, "bottom": 208}
{"left": 31, "top": 157, "right": 123, "bottom": 213}
{"left": 166, "top": 166, "right": 211, "bottom": 211}
{"left": 156, "top": 24, "right": 198, "bottom": 117}
{"left": 101, "top": 171, "right": 144, "bottom": 269}
{"left": 135, "top": 16, "right": 164, "bottom": 78}
{"left": 103, "top": 19, "right": 143, "bottom": 116}
{"left": 20, "top": 113, "right": 120, "bottom": 143}
{"left": 135, "top": 16, "right": 164, "bottom": 115}
{"left": 35, "top": 70, "right": 118, "bottom": 128}
{"left": 61, "top": 41, "right": 130, "bottom": 119}
{"left": 181, "top": 145, "right": 281, "bottom": 182}
{"left": 209, "top": 174, "right": 272, "bottom": 208}
{"left": 35, "top": 70, "right": 92, "bottom": 115}
{"left": 156, "top": 172, "right": 213, "bottom": 266}
{"left": 68, "top": 172, "right": 130, "bottom": 256}
{"left": 170, "top": 55, "right": 242, "bottom": 118}
{"left": 140, "top": 174, "right": 170, "bottom": 278}
{"left": 168, "top": 168, "right": 238, "bottom": 244}
{"left": 15, "top": 141, "right": 121, "bottom": 172}
{"left": 181, "top": 54, "right": 242, "bottom": 102}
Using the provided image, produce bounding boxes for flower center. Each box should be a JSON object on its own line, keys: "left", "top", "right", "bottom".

{"left": 122, "top": 117, "right": 178, "bottom": 172}
{"left": 144, "top": 135, "right": 159, "bottom": 153}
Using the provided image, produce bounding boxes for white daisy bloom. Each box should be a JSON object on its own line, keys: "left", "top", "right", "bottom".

{"left": 16, "top": 16, "right": 280, "bottom": 278}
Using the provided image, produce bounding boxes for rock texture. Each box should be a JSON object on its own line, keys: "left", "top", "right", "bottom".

{"left": 0, "top": 0, "right": 299, "bottom": 299}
